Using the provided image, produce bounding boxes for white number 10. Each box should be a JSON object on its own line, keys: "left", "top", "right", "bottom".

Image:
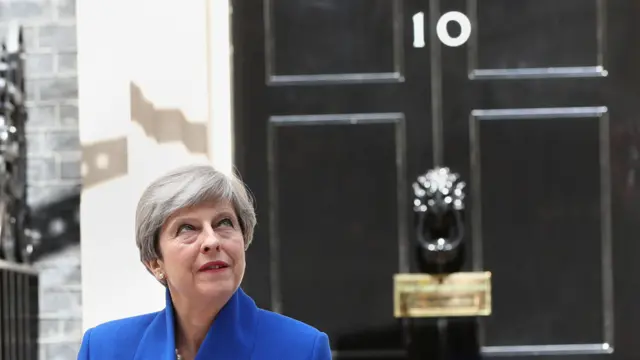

{"left": 412, "top": 11, "right": 472, "bottom": 48}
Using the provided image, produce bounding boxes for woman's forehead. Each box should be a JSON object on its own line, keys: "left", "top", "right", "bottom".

{"left": 169, "top": 199, "right": 235, "bottom": 219}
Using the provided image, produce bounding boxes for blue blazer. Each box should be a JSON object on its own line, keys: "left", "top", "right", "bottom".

{"left": 77, "top": 288, "right": 332, "bottom": 359}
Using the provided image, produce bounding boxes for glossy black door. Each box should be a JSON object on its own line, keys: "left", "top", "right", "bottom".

{"left": 232, "top": 0, "right": 640, "bottom": 359}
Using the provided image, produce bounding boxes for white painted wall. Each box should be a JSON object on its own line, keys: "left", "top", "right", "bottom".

{"left": 77, "top": 0, "right": 233, "bottom": 330}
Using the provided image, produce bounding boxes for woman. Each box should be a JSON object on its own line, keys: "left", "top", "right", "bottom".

{"left": 77, "top": 164, "right": 331, "bottom": 360}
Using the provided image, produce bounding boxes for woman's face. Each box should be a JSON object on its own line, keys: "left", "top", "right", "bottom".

{"left": 150, "top": 199, "right": 246, "bottom": 302}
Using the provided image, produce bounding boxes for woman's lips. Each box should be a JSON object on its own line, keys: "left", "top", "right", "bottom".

{"left": 198, "top": 260, "right": 230, "bottom": 272}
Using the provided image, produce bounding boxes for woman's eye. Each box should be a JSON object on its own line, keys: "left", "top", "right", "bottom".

{"left": 176, "top": 224, "right": 196, "bottom": 234}
{"left": 218, "top": 218, "right": 234, "bottom": 227}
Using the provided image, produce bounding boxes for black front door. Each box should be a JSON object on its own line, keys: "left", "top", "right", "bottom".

{"left": 232, "top": 0, "right": 640, "bottom": 359}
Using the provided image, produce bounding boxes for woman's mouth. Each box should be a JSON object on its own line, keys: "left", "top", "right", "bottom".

{"left": 198, "top": 261, "right": 230, "bottom": 272}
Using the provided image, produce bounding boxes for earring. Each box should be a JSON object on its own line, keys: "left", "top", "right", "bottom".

{"left": 158, "top": 273, "right": 165, "bottom": 280}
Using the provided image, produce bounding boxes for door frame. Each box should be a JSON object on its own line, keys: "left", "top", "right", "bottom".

{"left": 207, "top": 0, "right": 235, "bottom": 173}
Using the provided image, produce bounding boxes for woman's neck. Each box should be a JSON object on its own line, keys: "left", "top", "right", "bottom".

{"left": 175, "top": 314, "right": 211, "bottom": 358}
{"left": 170, "top": 290, "right": 227, "bottom": 358}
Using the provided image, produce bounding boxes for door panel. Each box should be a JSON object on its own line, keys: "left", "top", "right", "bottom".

{"left": 473, "top": 0, "right": 599, "bottom": 71}
{"left": 265, "top": 0, "right": 404, "bottom": 84}
{"left": 272, "top": 118, "right": 405, "bottom": 352}
{"left": 477, "top": 115, "right": 606, "bottom": 347}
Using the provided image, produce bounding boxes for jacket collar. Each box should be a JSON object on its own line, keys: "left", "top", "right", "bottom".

{"left": 134, "top": 287, "right": 258, "bottom": 360}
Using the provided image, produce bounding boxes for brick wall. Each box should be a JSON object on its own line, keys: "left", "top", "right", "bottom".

{"left": 0, "top": 0, "right": 82, "bottom": 359}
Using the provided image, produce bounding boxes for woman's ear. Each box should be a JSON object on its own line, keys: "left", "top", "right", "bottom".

{"left": 145, "top": 259, "right": 164, "bottom": 278}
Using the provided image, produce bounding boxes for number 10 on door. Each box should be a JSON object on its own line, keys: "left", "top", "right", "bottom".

{"left": 413, "top": 11, "right": 472, "bottom": 48}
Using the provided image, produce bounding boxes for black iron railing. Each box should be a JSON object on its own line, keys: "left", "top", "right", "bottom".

{"left": 0, "top": 261, "right": 38, "bottom": 360}
{"left": 0, "top": 21, "right": 39, "bottom": 360}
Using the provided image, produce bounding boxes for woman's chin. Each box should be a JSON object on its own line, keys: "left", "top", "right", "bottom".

{"left": 195, "top": 278, "right": 238, "bottom": 298}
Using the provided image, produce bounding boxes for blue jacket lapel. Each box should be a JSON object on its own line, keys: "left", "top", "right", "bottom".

{"left": 195, "top": 287, "right": 258, "bottom": 359}
{"left": 134, "top": 287, "right": 258, "bottom": 360}
{"left": 133, "top": 290, "right": 179, "bottom": 360}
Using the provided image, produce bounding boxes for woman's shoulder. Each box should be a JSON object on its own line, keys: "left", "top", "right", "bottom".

{"left": 78, "top": 311, "right": 163, "bottom": 359}
{"left": 77, "top": 311, "right": 166, "bottom": 359}
{"left": 253, "top": 309, "right": 331, "bottom": 358}
{"left": 256, "top": 308, "right": 322, "bottom": 335}
{"left": 83, "top": 311, "right": 161, "bottom": 346}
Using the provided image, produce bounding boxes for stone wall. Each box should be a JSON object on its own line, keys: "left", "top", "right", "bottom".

{"left": 1, "top": 0, "right": 82, "bottom": 358}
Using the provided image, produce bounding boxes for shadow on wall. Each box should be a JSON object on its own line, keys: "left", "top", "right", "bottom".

{"left": 129, "top": 82, "right": 209, "bottom": 155}
{"left": 82, "top": 82, "right": 208, "bottom": 190}
{"left": 82, "top": 136, "right": 128, "bottom": 190}
{"left": 30, "top": 83, "right": 209, "bottom": 259}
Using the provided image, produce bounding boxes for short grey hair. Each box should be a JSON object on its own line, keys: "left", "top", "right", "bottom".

{"left": 135, "top": 164, "right": 257, "bottom": 264}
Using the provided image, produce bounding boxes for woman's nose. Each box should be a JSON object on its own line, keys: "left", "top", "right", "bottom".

{"left": 201, "top": 226, "right": 221, "bottom": 253}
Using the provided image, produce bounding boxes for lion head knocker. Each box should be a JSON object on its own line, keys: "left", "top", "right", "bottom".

{"left": 412, "top": 167, "right": 466, "bottom": 266}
